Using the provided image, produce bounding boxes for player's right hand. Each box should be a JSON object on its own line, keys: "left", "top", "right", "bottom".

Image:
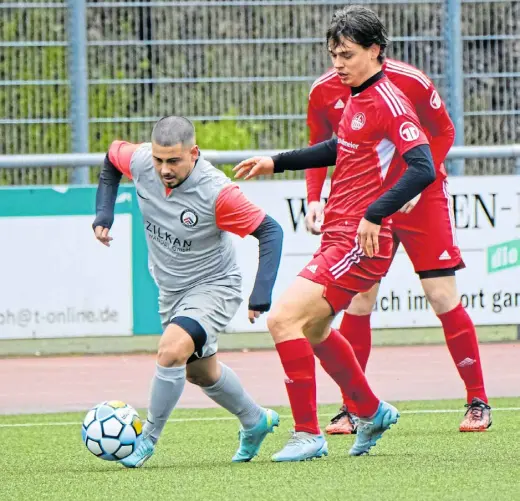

{"left": 357, "top": 217, "right": 380, "bottom": 258}
{"left": 305, "top": 201, "right": 325, "bottom": 235}
{"left": 233, "top": 156, "right": 274, "bottom": 180}
{"left": 94, "top": 226, "right": 113, "bottom": 247}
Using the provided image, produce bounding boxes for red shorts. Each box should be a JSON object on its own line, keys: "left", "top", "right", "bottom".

{"left": 298, "top": 230, "right": 394, "bottom": 314}
{"left": 391, "top": 178, "right": 464, "bottom": 273}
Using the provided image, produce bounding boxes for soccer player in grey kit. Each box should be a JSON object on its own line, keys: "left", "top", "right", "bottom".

{"left": 93, "top": 116, "right": 283, "bottom": 467}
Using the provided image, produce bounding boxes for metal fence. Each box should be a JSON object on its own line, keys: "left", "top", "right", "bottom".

{"left": 0, "top": 0, "right": 518, "bottom": 185}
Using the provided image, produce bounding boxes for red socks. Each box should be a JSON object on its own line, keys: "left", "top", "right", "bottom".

{"left": 275, "top": 338, "right": 320, "bottom": 434}
{"left": 314, "top": 329, "right": 379, "bottom": 417}
{"left": 335, "top": 313, "right": 372, "bottom": 413}
{"left": 438, "top": 303, "right": 488, "bottom": 404}
{"left": 339, "top": 313, "right": 372, "bottom": 371}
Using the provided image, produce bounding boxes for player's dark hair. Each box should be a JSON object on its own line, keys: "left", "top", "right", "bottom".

{"left": 151, "top": 116, "right": 195, "bottom": 147}
{"left": 327, "top": 6, "right": 388, "bottom": 64}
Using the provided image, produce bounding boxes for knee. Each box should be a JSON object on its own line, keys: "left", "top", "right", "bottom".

{"left": 346, "top": 291, "right": 375, "bottom": 316}
{"left": 157, "top": 340, "right": 190, "bottom": 367}
{"left": 267, "top": 307, "right": 296, "bottom": 343}
{"left": 186, "top": 371, "right": 215, "bottom": 387}
{"left": 425, "top": 286, "right": 459, "bottom": 315}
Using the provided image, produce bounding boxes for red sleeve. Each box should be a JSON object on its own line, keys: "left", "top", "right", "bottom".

{"left": 375, "top": 83, "right": 429, "bottom": 156}
{"left": 215, "top": 184, "right": 266, "bottom": 238}
{"left": 108, "top": 140, "right": 140, "bottom": 179}
{"left": 305, "top": 168, "right": 328, "bottom": 204}
{"left": 306, "top": 88, "right": 332, "bottom": 203}
{"left": 414, "top": 84, "right": 455, "bottom": 169}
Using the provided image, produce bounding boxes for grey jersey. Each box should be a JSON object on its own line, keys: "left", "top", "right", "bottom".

{"left": 129, "top": 144, "right": 241, "bottom": 293}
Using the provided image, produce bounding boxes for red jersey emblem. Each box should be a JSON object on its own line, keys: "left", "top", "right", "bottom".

{"left": 351, "top": 112, "right": 366, "bottom": 130}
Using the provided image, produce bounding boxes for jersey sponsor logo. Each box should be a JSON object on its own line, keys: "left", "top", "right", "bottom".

{"left": 146, "top": 221, "right": 192, "bottom": 253}
{"left": 430, "top": 90, "right": 441, "bottom": 109}
{"left": 180, "top": 209, "right": 199, "bottom": 228}
{"left": 351, "top": 112, "right": 366, "bottom": 130}
{"left": 337, "top": 137, "right": 359, "bottom": 150}
{"left": 334, "top": 98, "right": 345, "bottom": 109}
{"left": 399, "top": 121, "right": 420, "bottom": 142}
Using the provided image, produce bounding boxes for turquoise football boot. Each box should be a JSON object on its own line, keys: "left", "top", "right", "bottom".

{"left": 272, "top": 431, "right": 328, "bottom": 462}
{"left": 349, "top": 401, "right": 399, "bottom": 456}
{"left": 119, "top": 437, "right": 155, "bottom": 468}
{"left": 232, "top": 408, "right": 280, "bottom": 462}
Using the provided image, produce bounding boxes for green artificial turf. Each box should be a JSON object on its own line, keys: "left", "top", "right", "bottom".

{"left": 1, "top": 398, "right": 519, "bottom": 501}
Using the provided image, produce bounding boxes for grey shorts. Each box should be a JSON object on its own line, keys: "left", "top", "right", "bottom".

{"left": 158, "top": 275, "right": 242, "bottom": 359}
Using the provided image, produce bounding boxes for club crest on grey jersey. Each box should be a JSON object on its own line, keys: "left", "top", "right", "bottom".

{"left": 129, "top": 144, "right": 241, "bottom": 293}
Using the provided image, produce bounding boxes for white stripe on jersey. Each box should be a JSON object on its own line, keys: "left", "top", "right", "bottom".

{"left": 309, "top": 70, "right": 337, "bottom": 96}
{"left": 376, "top": 138, "right": 396, "bottom": 181}
{"left": 329, "top": 244, "right": 358, "bottom": 274}
{"left": 385, "top": 62, "right": 430, "bottom": 89}
{"left": 386, "top": 60, "right": 430, "bottom": 79}
{"left": 442, "top": 179, "right": 458, "bottom": 246}
{"left": 329, "top": 240, "right": 364, "bottom": 279}
{"left": 334, "top": 252, "right": 363, "bottom": 280}
{"left": 375, "top": 84, "right": 401, "bottom": 117}
{"left": 381, "top": 82, "right": 407, "bottom": 115}
{"left": 312, "top": 69, "right": 336, "bottom": 85}
{"left": 331, "top": 247, "right": 364, "bottom": 279}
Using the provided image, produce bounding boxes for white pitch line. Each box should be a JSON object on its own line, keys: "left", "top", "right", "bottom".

{"left": 0, "top": 407, "right": 518, "bottom": 429}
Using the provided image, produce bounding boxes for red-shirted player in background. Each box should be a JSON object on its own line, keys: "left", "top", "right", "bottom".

{"left": 235, "top": 6, "right": 439, "bottom": 462}
{"left": 304, "top": 13, "right": 491, "bottom": 435}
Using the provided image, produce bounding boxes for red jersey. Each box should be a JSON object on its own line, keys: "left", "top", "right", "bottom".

{"left": 306, "top": 59, "right": 454, "bottom": 202}
{"left": 322, "top": 74, "right": 429, "bottom": 236}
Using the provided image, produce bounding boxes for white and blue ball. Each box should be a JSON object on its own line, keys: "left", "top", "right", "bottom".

{"left": 81, "top": 401, "right": 143, "bottom": 461}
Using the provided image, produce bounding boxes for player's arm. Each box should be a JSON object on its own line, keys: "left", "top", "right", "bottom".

{"left": 273, "top": 138, "right": 337, "bottom": 173}
{"left": 415, "top": 82, "right": 455, "bottom": 166}
{"left": 215, "top": 185, "right": 283, "bottom": 323}
{"left": 92, "top": 140, "right": 137, "bottom": 246}
{"left": 248, "top": 215, "right": 284, "bottom": 322}
{"left": 305, "top": 92, "right": 333, "bottom": 203}
{"left": 358, "top": 98, "right": 435, "bottom": 258}
{"left": 364, "top": 144, "right": 436, "bottom": 224}
{"left": 233, "top": 138, "right": 337, "bottom": 180}
{"left": 366, "top": 92, "right": 438, "bottom": 224}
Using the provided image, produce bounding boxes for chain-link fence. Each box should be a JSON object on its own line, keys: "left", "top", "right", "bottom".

{"left": 0, "top": 0, "right": 518, "bottom": 184}
{"left": 462, "top": 0, "right": 519, "bottom": 174}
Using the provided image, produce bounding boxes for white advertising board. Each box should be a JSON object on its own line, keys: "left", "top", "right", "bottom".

{"left": 228, "top": 176, "right": 520, "bottom": 332}
{"left": 0, "top": 215, "right": 133, "bottom": 339}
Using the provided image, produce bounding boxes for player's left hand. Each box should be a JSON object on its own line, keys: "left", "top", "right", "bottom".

{"left": 399, "top": 193, "right": 421, "bottom": 214}
{"left": 248, "top": 310, "right": 263, "bottom": 324}
{"left": 357, "top": 218, "right": 380, "bottom": 258}
{"left": 233, "top": 156, "right": 274, "bottom": 180}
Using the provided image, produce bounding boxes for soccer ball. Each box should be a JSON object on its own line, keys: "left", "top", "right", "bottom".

{"left": 81, "top": 401, "right": 143, "bottom": 461}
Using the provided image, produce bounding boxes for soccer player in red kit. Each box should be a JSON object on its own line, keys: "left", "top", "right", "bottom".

{"left": 305, "top": 14, "right": 491, "bottom": 435}
{"left": 234, "top": 6, "right": 438, "bottom": 461}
